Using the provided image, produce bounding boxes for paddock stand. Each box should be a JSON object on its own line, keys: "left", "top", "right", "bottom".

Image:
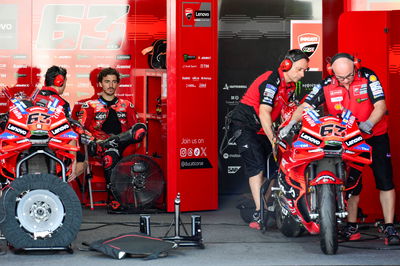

{"left": 259, "top": 152, "right": 278, "bottom": 233}
{"left": 139, "top": 193, "right": 204, "bottom": 249}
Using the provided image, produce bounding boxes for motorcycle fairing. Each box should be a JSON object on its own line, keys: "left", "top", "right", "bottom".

{"left": 309, "top": 170, "right": 343, "bottom": 186}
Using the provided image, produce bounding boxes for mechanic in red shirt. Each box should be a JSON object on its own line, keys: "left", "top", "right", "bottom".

{"left": 78, "top": 67, "right": 146, "bottom": 198}
{"left": 34, "top": 65, "right": 70, "bottom": 117}
{"left": 229, "top": 49, "right": 309, "bottom": 229}
{"left": 281, "top": 53, "right": 399, "bottom": 245}
{"left": 31, "top": 65, "right": 86, "bottom": 181}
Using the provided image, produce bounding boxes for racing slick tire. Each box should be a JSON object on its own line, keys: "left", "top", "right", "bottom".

{"left": 0, "top": 173, "right": 82, "bottom": 249}
{"left": 317, "top": 184, "right": 338, "bottom": 255}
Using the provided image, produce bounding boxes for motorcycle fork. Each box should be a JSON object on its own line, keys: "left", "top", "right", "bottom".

{"left": 335, "top": 162, "right": 347, "bottom": 219}
{"left": 308, "top": 163, "right": 318, "bottom": 220}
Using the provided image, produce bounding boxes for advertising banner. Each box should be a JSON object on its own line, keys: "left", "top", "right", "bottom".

{"left": 291, "top": 20, "right": 322, "bottom": 72}
{"left": 167, "top": 0, "right": 218, "bottom": 211}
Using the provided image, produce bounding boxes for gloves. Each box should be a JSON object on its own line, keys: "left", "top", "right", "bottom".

{"left": 99, "top": 135, "right": 119, "bottom": 149}
{"left": 279, "top": 120, "right": 297, "bottom": 139}
{"left": 80, "top": 132, "right": 94, "bottom": 145}
{"left": 358, "top": 120, "right": 373, "bottom": 133}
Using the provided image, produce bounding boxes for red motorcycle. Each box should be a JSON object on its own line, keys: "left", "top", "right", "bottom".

{"left": 0, "top": 88, "right": 82, "bottom": 250}
{"left": 272, "top": 107, "right": 372, "bottom": 254}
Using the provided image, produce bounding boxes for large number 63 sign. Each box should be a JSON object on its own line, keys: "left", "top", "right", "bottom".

{"left": 320, "top": 124, "right": 346, "bottom": 137}
{"left": 36, "top": 4, "right": 130, "bottom": 50}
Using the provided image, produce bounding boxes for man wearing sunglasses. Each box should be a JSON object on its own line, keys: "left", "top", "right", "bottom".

{"left": 281, "top": 53, "right": 399, "bottom": 245}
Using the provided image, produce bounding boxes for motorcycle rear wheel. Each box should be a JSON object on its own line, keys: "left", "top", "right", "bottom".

{"left": 0, "top": 173, "right": 82, "bottom": 249}
{"left": 317, "top": 184, "right": 338, "bottom": 255}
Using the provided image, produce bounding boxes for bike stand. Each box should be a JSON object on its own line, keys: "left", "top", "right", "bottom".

{"left": 140, "top": 193, "right": 204, "bottom": 249}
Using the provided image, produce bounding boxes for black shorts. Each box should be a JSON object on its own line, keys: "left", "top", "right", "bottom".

{"left": 77, "top": 151, "right": 85, "bottom": 162}
{"left": 231, "top": 124, "right": 277, "bottom": 179}
{"left": 342, "top": 134, "right": 393, "bottom": 196}
{"left": 366, "top": 133, "right": 394, "bottom": 191}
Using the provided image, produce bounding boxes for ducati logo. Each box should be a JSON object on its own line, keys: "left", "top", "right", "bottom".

{"left": 185, "top": 8, "right": 194, "bottom": 20}
{"left": 298, "top": 33, "right": 320, "bottom": 58}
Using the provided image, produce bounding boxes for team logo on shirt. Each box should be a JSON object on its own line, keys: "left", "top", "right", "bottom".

{"left": 334, "top": 104, "right": 342, "bottom": 110}
{"left": 369, "top": 75, "right": 377, "bottom": 82}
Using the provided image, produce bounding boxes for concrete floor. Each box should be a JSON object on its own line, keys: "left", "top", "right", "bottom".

{"left": 1, "top": 195, "right": 400, "bottom": 265}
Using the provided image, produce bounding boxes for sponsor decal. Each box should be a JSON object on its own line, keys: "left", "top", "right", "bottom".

{"left": 345, "top": 135, "right": 363, "bottom": 147}
{"left": 278, "top": 141, "right": 287, "bottom": 149}
{"left": 360, "top": 86, "right": 368, "bottom": 95}
{"left": 180, "top": 158, "right": 212, "bottom": 169}
{"left": 293, "top": 140, "right": 312, "bottom": 148}
{"left": 334, "top": 104, "right": 342, "bottom": 110}
{"left": 117, "top": 112, "right": 127, "bottom": 119}
{"left": 116, "top": 55, "right": 131, "bottom": 60}
{"left": 300, "top": 132, "right": 321, "bottom": 146}
{"left": 195, "top": 10, "right": 210, "bottom": 19}
{"left": 11, "top": 107, "right": 23, "bottom": 119}
{"left": 341, "top": 109, "right": 352, "bottom": 125}
{"left": 356, "top": 98, "right": 368, "bottom": 103}
{"left": 331, "top": 96, "right": 343, "bottom": 103}
{"left": 51, "top": 123, "right": 70, "bottom": 135}
{"left": 370, "top": 81, "right": 384, "bottom": 96}
{"left": 222, "top": 153, "right": 240, "bottom": 159}
{"left": 303, "top": 108, "right": 321, "bottom": 126}
{"left": 369, "top": 75, "right": 377, "bottom": 82}
{"left": 183, "top": 54, "right": 196, "bottom": 62}
{"left": 7, "top": 123, "right": 28, "bottom": 136}
{"left": 47, "top": 98, "right": 60, "bottom": 114}
{"left": 346, "top": 115, "right": 356, "bottom": 129}
{"left": 227, "top": 166, "right": 241, "bottom": 174}
{"left": 185, "top": 8, "right": 194, "bottom": 20}
{"left": 298, "top": 33, "right": 320, "bottom": 58}
{"left": 315, "top": 175, "right": 336, "bottom": 183}
{"left": 353, "top": 143, "right": 371, "bottom": 151}
{"left": 0, "top": 132, "right": 18, "bottom": 139}
{"left": 329, "top": 89, "right": 342, "bottom": 96}
{"left": 11, "top": 98, "right": 28, "bottom": 114}
{"left": 95, "top": 112, "right": 107, "bottom": 120}
{"left": 60, "top": 131, "right": 78, "bottom": 138}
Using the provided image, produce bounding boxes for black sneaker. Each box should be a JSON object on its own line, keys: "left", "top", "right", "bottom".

{"left": 249, "top": 210, "right": 261, "bottom": 230}
{"left": 339, "top": 224, "right": 361, "bottom": 241}
{"left": 383, "top": 225, "right": 400, "bottom": 245}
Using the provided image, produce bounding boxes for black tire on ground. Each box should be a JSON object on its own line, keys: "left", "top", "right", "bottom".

{"left": 0, "top": 173, "right": 82, "bottom": 249}
{"left": 317, "top": 184, "right": 338, "bottom": 255}
{"left": 274, "top": 197, "right": 303, "bottom": 237}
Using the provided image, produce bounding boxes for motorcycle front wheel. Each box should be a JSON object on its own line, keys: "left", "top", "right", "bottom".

{"left": 317, "top": 184, "right": 338, "bottom": 255}
{"left": 0, "top": 173, "right": 82, "bottom": 249}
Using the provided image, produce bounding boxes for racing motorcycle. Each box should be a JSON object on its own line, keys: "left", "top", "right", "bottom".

{"left": 0, "top": 88, "right": 82, "bottom": 250}
{"left": 272, "top": 107, "right": 372, "bottom": 255}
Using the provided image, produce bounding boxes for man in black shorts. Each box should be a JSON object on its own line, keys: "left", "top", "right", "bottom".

{"left": 229, "top": 49, "right": 309, "bottom": 229}
{"left": 281, "top": 53, "right": 399, "bottom": 245}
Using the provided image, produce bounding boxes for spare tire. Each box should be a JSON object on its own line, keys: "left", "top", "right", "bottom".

{"left": 0, "top": 173, "right": 82, "bottom": 249}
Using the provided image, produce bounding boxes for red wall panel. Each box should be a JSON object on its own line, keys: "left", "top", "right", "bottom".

{"left": 338, "top": 11, "right": 400, "bottom": 221}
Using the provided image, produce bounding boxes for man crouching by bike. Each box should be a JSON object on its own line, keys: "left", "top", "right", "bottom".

{"left": 32, "top": 65, "right": 87, "bottom": 182}
{"left": 229, "top": 49, "right": 309, "bottom": 230}
{"left": 280, "top": 53, "right": 399, "bottom": 245}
